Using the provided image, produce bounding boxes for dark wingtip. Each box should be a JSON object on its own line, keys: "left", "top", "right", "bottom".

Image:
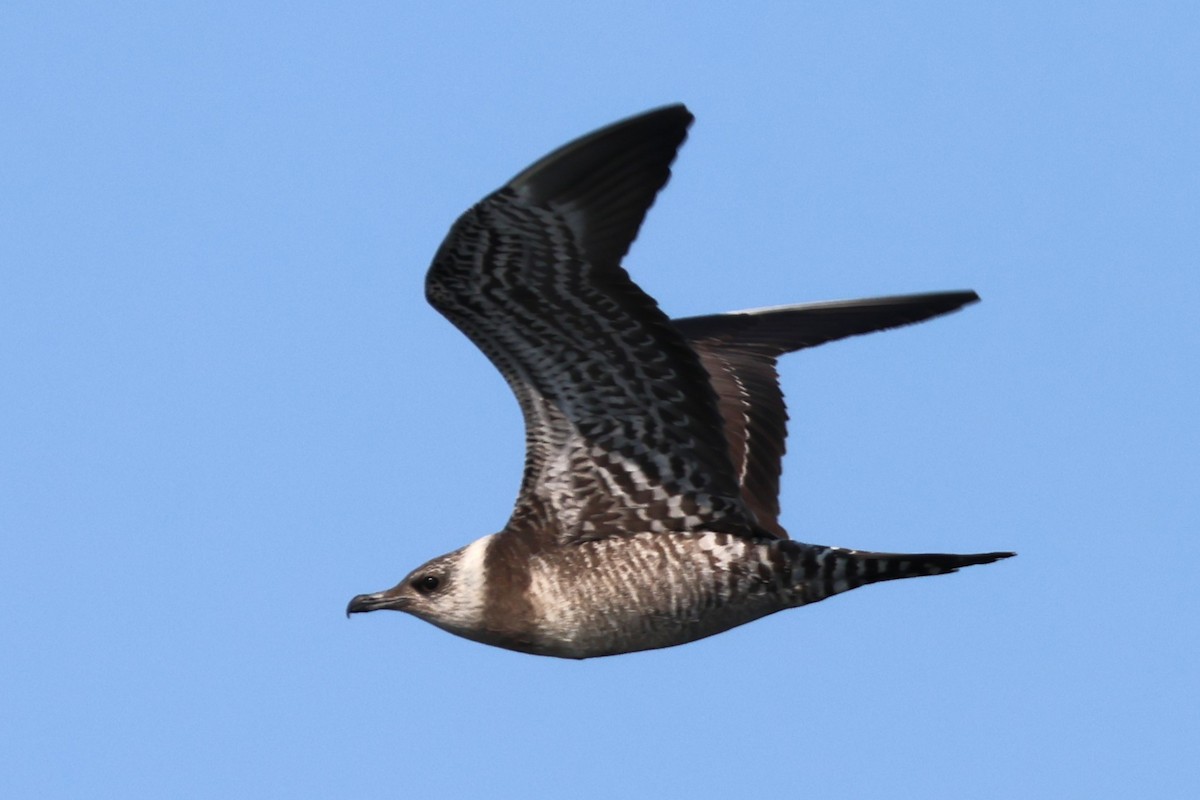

{"left": 499, "top": 104, "right": 696, "bottom": 268}
{"left": 672, "top": 289, "right": 986, "bottom": 356}
{"left": 504, "top": 103, "right": 693, "bottom": 197}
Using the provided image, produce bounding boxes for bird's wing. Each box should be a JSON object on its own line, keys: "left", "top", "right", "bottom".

{"left": 673, "top": 291, "right": 979, "bottom": 538}
{"left": 425, "top": 105, "right": 751, "bottom": 546}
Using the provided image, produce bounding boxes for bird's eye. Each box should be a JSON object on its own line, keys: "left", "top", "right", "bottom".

{"left": 414, "top": 575, "right": 441, "bottom": 594}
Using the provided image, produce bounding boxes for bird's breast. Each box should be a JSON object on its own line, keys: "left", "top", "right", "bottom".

{"left": 520, "top": 531, "right": 790, "bottom": 658}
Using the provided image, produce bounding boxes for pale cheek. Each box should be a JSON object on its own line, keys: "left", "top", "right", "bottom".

{"left": 451, "top": 533, "right": 495, "bottom": 622}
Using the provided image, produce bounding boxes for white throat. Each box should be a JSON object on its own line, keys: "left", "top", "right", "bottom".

{"left": 456, "top": 533, "right": 493, "bottom": 612}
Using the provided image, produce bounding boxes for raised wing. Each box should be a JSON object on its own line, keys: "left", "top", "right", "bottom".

{"left": 673, "top": 291, "right": 979, "bottom": 538}
{"left": 425, "top": 105, "right": 751, "bottom": 546}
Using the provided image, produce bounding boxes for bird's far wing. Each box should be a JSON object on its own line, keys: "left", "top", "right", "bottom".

{"left": 425, "top": 106, "right": 751, "bottom": 546}
{"left": 673, "top": 291, "right": 979, "bottom": 538}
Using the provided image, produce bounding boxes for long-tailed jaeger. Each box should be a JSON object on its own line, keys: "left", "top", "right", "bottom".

{"left": 347, "top": 104, "right": 1013, "bottom": 658}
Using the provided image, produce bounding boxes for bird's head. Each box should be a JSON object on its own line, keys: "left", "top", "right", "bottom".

{"left": 346, "top": 533, "right": 494, "bottom": 636}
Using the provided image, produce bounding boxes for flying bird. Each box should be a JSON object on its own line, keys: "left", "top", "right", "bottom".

{"left": 347, "top": 105, "right": 1012, "bottom": 658}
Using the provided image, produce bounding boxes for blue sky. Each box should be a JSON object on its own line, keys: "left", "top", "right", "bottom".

{"left": 3, "top": 2, "right": 1197, "bottom": 797}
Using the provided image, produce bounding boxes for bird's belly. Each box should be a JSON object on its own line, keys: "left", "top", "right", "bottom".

{"left": 524, "top": 532, "right": 788, "bottom": 659}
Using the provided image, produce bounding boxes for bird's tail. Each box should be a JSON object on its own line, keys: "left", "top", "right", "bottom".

{"left": 787, "top": 543, "right": 1015, "bottom": 605}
